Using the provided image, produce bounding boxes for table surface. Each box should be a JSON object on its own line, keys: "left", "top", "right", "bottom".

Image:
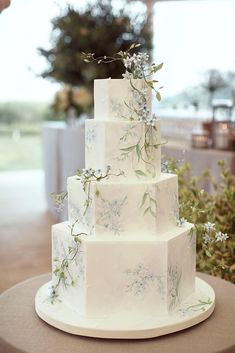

{"left": 0, "top": 273, "right": 235, "bottom": 353}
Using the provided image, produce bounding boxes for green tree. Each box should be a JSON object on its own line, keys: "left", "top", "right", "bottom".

{"left": 38, "top": 0, "right": 152, "bottom": 89}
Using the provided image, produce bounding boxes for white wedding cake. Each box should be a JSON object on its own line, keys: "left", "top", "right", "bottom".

{"left": 50, "top": 77, "right": 196, "bottom": 321}
{"left": 35, "top": 49, "right": 215, "bottom": 337}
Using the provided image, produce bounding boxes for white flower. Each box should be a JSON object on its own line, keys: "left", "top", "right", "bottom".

{"left": 123, "top": 52, "right": 149, "bottom": 79}
{"left": 94, "top": 169, "right": 102, "bottom": 178}
{"left": 203, "top": 222, "right": 215, "bottom": 232}
{"left": 122, "top": 71, "right": 133, "bottom": 79}
{"left": 177, "top": 217, "right": 187, "bottom": 227}
{"left": 203, "top": 233, "right": 212, "bottom": 244}
{"left": 215, "top": 232, "right": 229, "bottom": 242}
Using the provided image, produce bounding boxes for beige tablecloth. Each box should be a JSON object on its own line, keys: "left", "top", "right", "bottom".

{"left": 0, "top": 273, "right": 235, "bottom": 353}
{"left": 162, "top": 143, "right": 235, "bottom": 193}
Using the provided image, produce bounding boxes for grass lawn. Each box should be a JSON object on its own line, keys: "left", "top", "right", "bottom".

{"left": 0, "top": 135, "right": 42, "bottom": 171}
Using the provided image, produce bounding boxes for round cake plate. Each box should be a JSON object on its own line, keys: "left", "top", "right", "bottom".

{"left": 35, "top": 276, "right": 215, "bottom": 339}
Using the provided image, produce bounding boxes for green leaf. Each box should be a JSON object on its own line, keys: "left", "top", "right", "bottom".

{"left": 74, "top": 236, "right": 81, "bottom": 243}
{"left": 205, "top": 249, "right": 212, "bottom": 258}
{"left": 153, "top": 143, "right": 161, "bottom": 149}
{"left": 155, "top": 62, "right": 164, "bottom": 71}
{"left": 59, "top": 271, "right": 65, "bottom": 279}
{"left": 135, "top": 170, "right": 146, "bottom": 177}
{"left": 120, "top": 145, "right": 136, "bottom": 152}
{"left": 144, "top": 207, "right": 151, "bottom": 215}
{"left": 136, "top": 144, "right": 141, "bottom": 161}
{"left": 95, "top": 189, "right": 100, "bottom": 197}
{"left": 53, "top": 268, "right": 60, "bottom": 274}
{"left": 156, "top": 91, "right": 161, "bottom": 101}
{"left": 150, "top": 197, "right": 157, "bottom": 206}
{"left": 140, "top": 192, "right": 148, "bottom": 208}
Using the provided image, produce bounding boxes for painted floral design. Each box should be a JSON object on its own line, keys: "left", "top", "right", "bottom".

{"left": 169, "top": 190, "right": 180, "bottom": 225}
{"left": 110, "top": 99, "right": 126, "bottom": 120}
{"left": 125, "top": 264, "right": 165, "bottom": 298}
{"left": 96, "top": 195, "right": 128, "bottom": 235}
{"left": 168, "top": 264, "right": 182, "bottom": 310}
{"left": 178, "top": 297, "right": 212, "bottom": 317}
{"left": 119, "top": 123, "right": 139, "bottom": 143}
{"left": 117, "top": 122, "right": 160, "bottom": 178}
{"left": 86, "top": 127, "right": 96, "bottom": 152}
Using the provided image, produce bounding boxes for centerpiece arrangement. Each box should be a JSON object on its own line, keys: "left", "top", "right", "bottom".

{"left": 35, "top": 44, "right": 217, "bottom": 339}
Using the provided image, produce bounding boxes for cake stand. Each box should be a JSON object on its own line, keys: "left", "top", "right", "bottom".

{"left": 35, "top": 276, "right": 215, "bottom": 339}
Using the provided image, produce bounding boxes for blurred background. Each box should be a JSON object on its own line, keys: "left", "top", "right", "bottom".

{"left": 0, "top": 0, "right": 235, "bottom": 291}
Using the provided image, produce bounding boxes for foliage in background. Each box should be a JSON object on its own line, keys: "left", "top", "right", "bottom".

{"left": 52, "top": 85, "right": 92, "bottom": 118}
{"left": 0, "top": 102, "right": 53, "bottom": 126}
{"left": 168, "top": 159, "right": 235, "bottom": 283}
{"left": 38, "top": 0, "right": 152, "bottom": 89}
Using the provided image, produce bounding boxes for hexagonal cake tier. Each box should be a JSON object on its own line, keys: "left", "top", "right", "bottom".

{"left": 52, "top": 221, "right": 195, "bottom": 320}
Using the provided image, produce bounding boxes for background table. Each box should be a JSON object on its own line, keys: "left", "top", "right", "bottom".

{"left": 42, "top": 121, "right": 85, "bottom": 220}
{"left": 162, "top": 142, "right": 235, "bottom": 193}
{"left": 0, "top": 273, "right": 235, "bottom": 353}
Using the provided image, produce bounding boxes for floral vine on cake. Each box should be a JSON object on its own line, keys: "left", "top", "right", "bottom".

{"left": 77, "top": 166, "right": 125, "bottom": 215}
{"left": 117, "top": 119, "right": 161, "bottom": 178}
{"left": 50, "top": 220, "right": 87, "bottom": 304}
{"left": 83, "top": 44, "right": 164, "bottom": 178}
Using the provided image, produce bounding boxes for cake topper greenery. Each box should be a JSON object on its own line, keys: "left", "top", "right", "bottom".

{"left": 83, "top": 42, "right": 163, "bottom": 104}
{"left": 83, "top": 43, "right": 164, "bottom": 178}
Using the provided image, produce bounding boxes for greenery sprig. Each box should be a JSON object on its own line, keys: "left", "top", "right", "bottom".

{"left": 77, "top": 166, "right": 125, "bottom": 215}
{"left": 83, "top": 43, "right": 163, "bottom": 103}
{"left": 119, "top": 122, "right": 161, "bottom": 178}
{"left": 50, "top": 220, "right": 87, "bottom": 304}
{"left": 83, "top": 43, "right": 164, "bottom": 177}
{"left": 50, "top": 191, "right": 68, "bottom": 212}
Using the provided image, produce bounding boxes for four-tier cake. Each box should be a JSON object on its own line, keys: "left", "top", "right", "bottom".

{"left": 35, "top": 75, "right": 215, "bottom": 338}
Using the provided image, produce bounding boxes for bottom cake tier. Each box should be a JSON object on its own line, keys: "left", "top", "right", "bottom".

{"left": 50, "top": 222, "right": 196, "bottom": 320}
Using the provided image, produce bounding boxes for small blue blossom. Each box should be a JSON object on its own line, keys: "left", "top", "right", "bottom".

{"left": 177, "top": 217, "right": 187, "bottom": 227}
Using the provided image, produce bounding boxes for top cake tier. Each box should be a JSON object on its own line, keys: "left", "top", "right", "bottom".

{"left": 94, "top": 78, "right": 152, "bottom": 121}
